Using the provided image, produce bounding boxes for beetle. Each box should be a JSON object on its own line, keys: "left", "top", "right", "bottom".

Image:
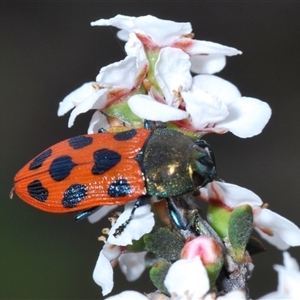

{"left": 12, "top": 127, "right": 216, "bottom": 234}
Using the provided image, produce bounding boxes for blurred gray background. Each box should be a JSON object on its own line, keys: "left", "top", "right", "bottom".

{"left": 1, "top": 2, "right": 300, "bottom": 299}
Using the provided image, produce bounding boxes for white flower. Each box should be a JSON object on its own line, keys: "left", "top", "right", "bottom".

{"left": 58, "top": 55, "right": 148, "bottom": 131}
{"left": 253, "top": 206, "right": 300, "bottom": 250}
{"left": 58, "top": 82, "right": 108, "bottom": 128}
{"left": 184, "top": 75, "right": 272, "bottom": 138}
{"left": 107, "top": 201, "right": 154, "bottom": 247}
{"left": 200, "top": 181, "right": 300, "bottom": 249}
{"left": 164, "top": 257, "right": 210, "bottom": 299}
{"left": 93, "top": 243, "right": 120, "bottom": 296}
{"left": 118, "top": 251, "right": 147, "bottom": 282}
{"left": 129, "top": 74, "right": 271, "bottom": 138}
{"left": 258, "top": 252, "right": 300, "bottom": 299}
{"left": 91, "top": 14, "right": 241, "bottom": 74}
{"left": 93, "top": 202, "right": 154, "bottom": 296}
{"left": 105, "top": 290, "right": 148, "bottom": 300}
{"left": 164, "top": 257, "right": 246, "bottom": 299}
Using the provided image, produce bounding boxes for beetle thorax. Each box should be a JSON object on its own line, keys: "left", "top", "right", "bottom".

{"left": 142, "top": 129, "right": 196, "bottom": 197}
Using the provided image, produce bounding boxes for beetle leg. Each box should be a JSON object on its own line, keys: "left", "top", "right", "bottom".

{"left": 113, "top": 196, "right": 150, "bottom": 237}
{"left": 74, "top": 206, "right": 102, "bottom": 221}
{"left": 98, "top": 128, "right": 107, "bottom": 133}
{"left": 167, "top": 196, "right": 188, "bottom": 230}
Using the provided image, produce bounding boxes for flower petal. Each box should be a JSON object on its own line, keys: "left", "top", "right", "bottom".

{"left": 118, "top": 251, "right": 147, "bottom": 281}
{"left": 200, "top": 181, "right": 263, "bottom": 208}
{"left": 186, "top": 40, "right": 242, "bottom": 56}
{"left": 183, "top": 89, "right": 228, "bottom": 129}
{"left": 216, "top": 97, "right": 272, "bottom": 138}
{"left": 105, "top": 291, "right": 148, "bottom": 300}
{"left": 124, "top": 33, "right": 147, "bottom": 61}
{"left": 217, "top": 290, "right": 246, "bottom": 299}
{"left": 96, "top": 56, "right": 140, "bottom": 89}
{"left": 87, "top": 110, "right": 110, "bottom": 134}
{"left": 91, "top": 15, "right": 192, "bottom": 46}
{"left": 58, "top": 82, "right": 103, "bottom": 117}
{"left": 107, "top": 201, "right": 154, "bottom": 246}
{"left": 258, "top": 252, "right": 300, "bottom": 299}
{"left": 128, "top": 94, "right": 189, "bottom": 122}
{"left": 93, "top": 250, "right": 114, "bottom": 296}
{"left": 190, "top": 54, "right": 226, "bottom": 74}
{"left": 67, "top": 88, "right": 107, "bottom": 127}
{"left": 191, "top": 75, "right": 241, "bottom": 105}
{"left": 164, "top": 257, "right": 210, "bottom": 298}
{"left": 155, "top": 47, "right": 192, "bottom": 105}
{"left": 253, "top": 207, "right": 300, "bottom": 250}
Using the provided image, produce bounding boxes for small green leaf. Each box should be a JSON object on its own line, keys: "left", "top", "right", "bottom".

{"left": 207, "top": 204, "right": 231, "bottom": 238}
{"left": 149, "top": 260, "right": 171, "bottom": 295}
{"left": 144, "top": 227, "right": 184, "bottom": 261}
{"left": 228, "top": 205, "right": 253, "bottom": 262}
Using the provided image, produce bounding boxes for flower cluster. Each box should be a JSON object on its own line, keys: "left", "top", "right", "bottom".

{"left": 58, "top": 15, "right": 300, "bottom": 299}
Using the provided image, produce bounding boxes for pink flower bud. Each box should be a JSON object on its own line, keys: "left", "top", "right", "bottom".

{"left": 181, "top": 235, "right": 223, "bottom": 266}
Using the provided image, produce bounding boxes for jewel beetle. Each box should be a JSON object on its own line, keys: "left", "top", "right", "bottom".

{"left": 12, "top": 127, "right": 217, "bottom": 229}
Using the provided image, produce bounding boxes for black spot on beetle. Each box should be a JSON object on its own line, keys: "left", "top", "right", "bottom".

{"left": 49, "top": 155, "right": 77, "bottom": 181}
{"left": 29, "top": 149, "right": 52, "bottom": 170}
{"left": 92, "top": 149, "right": 121, "bottom": 175}
{"left": 27, "top": 180, "right": 49, "bottom": 202}
{"left": 62, "top": 184, "right": 88, "bottom": 208}
{"left": 108, "top": 179, "right": 132, "bottom": 197}
{"left": 68, "top": 135, "right": 93, "bottom": 150}
{"left": 113, "top": 129, "right": 137, "bottom": 141}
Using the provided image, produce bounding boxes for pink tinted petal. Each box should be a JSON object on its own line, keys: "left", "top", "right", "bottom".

{"left": 58, "top": 82, "right": 100, "bottom": 116}
{"left": 102, "top": 242, "right": 122, "bottom": 262}
{"left": 164, "top": 257, "right": 209, "bottom": 298}
{"left": 190, "top": 54, "right": 226, "bottom": 74}
{"left": 128, "top": 95, "right": 188, "bottom": 122}
{"left": 183, "top": 89, "right": 228, "bottom": 129}
{"left": 186, "top": 39, "right": 242, "bottom": 56}
{"left": 118, "top": 251, "right": 147, "bottom": 281}
{"left": 68, "top": 88, "right": 107, "bottom": 127}
{"left": 200, "top": 182, "right": 263, "bottom": 208}
{"left": 155, "top": 47, "right": 192, "bottom": 105}
{"left": 181, "top": 236, "right": 223, "bottom": 265}
{"left": 93, "top": 250, "right": 114, "bottom": 296}
{"left": 107, "top": 201, "right": 154, "bottom": 246}
{"left": 254, "top": 207, "right": 300, "bottom": 250}
{"left": 217, "top": 97, "right": 272, "bottom": 138}
{"left": 191, "top": 75, "right": 241, "bottom": 105}
{"left": 87, "top": 110, "right": 110, "bottom": 134}
{"left": 106, "top": 291, "right": 148, "bottom": 300}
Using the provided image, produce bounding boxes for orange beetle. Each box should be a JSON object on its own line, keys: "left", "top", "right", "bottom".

{"left": 12, "top": 127, "right": 216, "bottom": 221}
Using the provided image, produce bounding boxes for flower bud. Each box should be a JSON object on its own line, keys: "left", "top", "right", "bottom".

{"left": 181, "top": 235, "right": 224, "bottom": 286}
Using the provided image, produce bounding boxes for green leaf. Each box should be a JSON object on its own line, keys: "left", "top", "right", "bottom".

{"left": 207, "top": 204, "right": 231, "bottom": 238}
{"left": 149, "top": 260, "right": 171, "bottom": 295}
{"left": 144, "top": 227, "right": 184, "bottom": 261}
{"left": 228, "top": 205, "right": 253, "bottom": 262}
